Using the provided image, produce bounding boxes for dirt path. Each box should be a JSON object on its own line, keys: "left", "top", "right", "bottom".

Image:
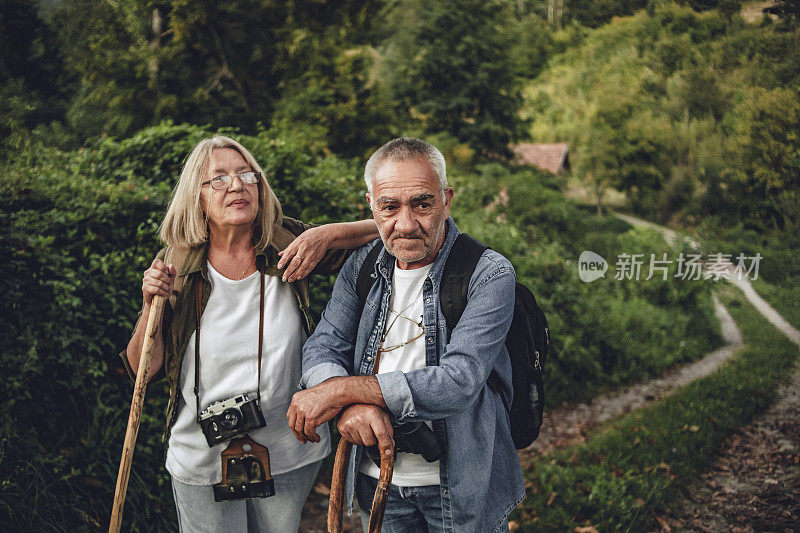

{"left": 659, "top": 359, "right": 800, "bottom": 532}
{"left": 616, "top": 212, "right": 800, "bottom": 532}
{"left": 726, "top": 270, "right": 800, "bottom": 345}
{"left": 614, "top": 213, "right": 702, "bottom": 249}
{"left": 614, "top": 212, "right": 800, "bottom": 345}
{"left": 299, "top": 475, "right": 362, "bottom": 533}
{"left": 519, "top": 294, "right": 742, "bottom": 464}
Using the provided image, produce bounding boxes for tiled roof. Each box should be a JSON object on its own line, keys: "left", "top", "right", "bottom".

{"left": 511, "top": 143, "right": 570, "bottom": 174}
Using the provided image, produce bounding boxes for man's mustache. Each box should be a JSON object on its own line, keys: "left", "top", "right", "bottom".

{"left": 391, "top": 232, "right": 424, "bottom": 240}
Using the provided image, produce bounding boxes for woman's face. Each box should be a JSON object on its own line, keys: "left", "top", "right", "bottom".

{"left": 200, "top": 148, "right": 260, "bottom": 233}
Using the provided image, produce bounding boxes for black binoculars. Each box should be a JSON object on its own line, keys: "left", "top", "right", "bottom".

{"left": 366, "top": 420, "right": 443, "bottom": 467}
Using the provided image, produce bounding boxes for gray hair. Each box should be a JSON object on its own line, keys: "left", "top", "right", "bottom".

{"left": 364, "top": 137, "right": 447, "bottom": 193}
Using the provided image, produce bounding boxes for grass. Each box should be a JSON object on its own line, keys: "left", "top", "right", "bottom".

{"left": 751, "top": 278, "right": 800, "bottom": 330}
{"left": 514, "top": 285, "right": 798, "bottom": 531}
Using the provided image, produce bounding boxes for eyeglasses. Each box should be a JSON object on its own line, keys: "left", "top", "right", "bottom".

{"left": 202, "top": 171, "right": 261, "bottom": 190}
{"left": 377, "top": 310, "right": 425, "bottom": 354}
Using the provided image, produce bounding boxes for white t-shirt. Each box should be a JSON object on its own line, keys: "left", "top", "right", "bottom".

{"left": 166, "top": 262, "right": 330, "bottom": 485}
{"left": 360, "top": 262, "right": 440, "bottom": 487}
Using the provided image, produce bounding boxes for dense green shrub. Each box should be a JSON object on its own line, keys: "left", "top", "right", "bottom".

{"left": 0, "top": 145, "right": 172, "bottom": 530}
{"left": 1, "top": 124, "right": 721, "bottom": 529}
{"left": 0, "top": 124, "right": 366, "bottom": 530}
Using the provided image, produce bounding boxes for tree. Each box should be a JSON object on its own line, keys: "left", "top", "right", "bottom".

{"left": 380, "top": 0, "right": 527, "bottom": 159}
{"left": 50, "top": 0, "right": 387, "bottom": 151}
{"left": 727, "top": 86, "right": 800, "bottom": 230}
{"left": 0, "top": 0, "right": 66, "bottom": 145}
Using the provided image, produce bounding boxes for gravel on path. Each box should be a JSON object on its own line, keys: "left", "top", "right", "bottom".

{"left": 660, "top": 359, "right": 800, "bottom": 532}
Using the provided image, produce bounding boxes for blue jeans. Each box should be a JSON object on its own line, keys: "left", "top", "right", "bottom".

{"left": 170, "top": 459, "right": 321, "bottom": 533}
{"left": 355, "top": 473, "right": 444, "bottom": 533}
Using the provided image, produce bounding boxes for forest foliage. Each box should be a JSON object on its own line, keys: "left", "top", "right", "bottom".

{"left": 525, "top": 3, "right": 800, "bottom": 250}
{"left": 1, "top": 0, "right": 798, "bottom": 530}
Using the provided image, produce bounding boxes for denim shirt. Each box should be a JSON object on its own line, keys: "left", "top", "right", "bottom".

{"left": 300, "top": 218, "right": 525, "bottom": 533}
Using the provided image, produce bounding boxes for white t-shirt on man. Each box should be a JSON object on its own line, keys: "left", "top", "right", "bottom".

{"left": 360, "top": 262, "right": 441, "bottom": 487}
{"left": 166, "top": 262, "right": 330, "bottom": 485}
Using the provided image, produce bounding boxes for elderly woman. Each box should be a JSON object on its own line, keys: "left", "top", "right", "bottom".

{"left": 121, "top": 135, "right": 377, "bottom": 532}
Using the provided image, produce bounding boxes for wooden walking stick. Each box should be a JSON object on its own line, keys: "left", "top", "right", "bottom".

{"left": 367, "top": 446, "right": 395, "bottom": 532}
{"left": 327, "top": 438, "right": 395, "bottom": 533}
{"left": 109, "top": 291, "right": 168, "bottom": 533}
{"left": 327, "top": 438, "right": 352, "bottom": 533}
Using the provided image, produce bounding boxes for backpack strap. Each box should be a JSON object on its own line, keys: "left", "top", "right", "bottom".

{"left": 441, "top": 234, "right": 509, "bottom": 406}
{"left": 440, "top": 234, "right": 489, "bottom": 331}
{"left": 356, "top": 240, "right": 385, "bottom": 308}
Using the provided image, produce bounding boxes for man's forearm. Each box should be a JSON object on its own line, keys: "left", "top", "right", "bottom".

{"left": 288, "top": 374, "right": 387, "bottom": 443}
{"left": 326, "top": 375, "right": 387, "bottom": 409}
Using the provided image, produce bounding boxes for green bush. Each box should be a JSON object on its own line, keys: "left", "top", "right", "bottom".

{"left": 0, "top": 124, "right": 723, "bottom": 529}
{"left": 0, "top": 124, "right": 366, "bottom": 530}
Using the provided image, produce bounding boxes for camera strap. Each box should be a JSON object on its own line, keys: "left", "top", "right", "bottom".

{"left": 194, "top": 271, "right": 266, "bottom": 423}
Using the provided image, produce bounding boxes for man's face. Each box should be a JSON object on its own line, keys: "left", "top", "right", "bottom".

{"left": 367, "top": 157, "right": 453, "bottom": 269}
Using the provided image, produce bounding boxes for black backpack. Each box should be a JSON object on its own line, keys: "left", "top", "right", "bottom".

{"left": 355, "top": 233, "right": 550, "bottom": 449}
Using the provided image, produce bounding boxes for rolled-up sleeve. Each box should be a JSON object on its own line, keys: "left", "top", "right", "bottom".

{"left": 376, "top": 371, "right": 417, "bottom": 419}
{"left": 299, "top": 250, "right": 363, "bottom": 389}
{"left": 383, "top": 254, "right": 515, "bottom": 423}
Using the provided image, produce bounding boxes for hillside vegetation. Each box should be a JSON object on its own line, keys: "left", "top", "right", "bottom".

{"left": 2, "top": 0, "right": 798, "bottom": 530}
{"left": 0, "top": 123, "right": 720, "bottom": 529}
{"left": 526, "top": 3, "right": 799, "bottom": 236}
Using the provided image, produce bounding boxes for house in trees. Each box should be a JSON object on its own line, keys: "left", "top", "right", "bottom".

{"left": 511, "top": 142, "right": 570, "bottom": 175}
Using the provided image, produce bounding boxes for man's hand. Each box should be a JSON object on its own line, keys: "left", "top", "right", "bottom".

{"left": 287, "top": 375, "right": 387, "bottom": 444}
{"left": 338, "top": 404, "right": 394, "bottom": 458}
{"left": 287, "top": 379, "right": 345, "bottom": 444}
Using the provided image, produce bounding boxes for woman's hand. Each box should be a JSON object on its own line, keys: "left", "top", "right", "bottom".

{"left": 142, "top": 258, "right": 176, "bottom": 307}
{"left": 277, "top": 226, "right": 335, "bottom": 282}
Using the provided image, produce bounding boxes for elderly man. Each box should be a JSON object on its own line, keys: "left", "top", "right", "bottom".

{"left": 287, "top": 137, "right": 524, "bottom": 532}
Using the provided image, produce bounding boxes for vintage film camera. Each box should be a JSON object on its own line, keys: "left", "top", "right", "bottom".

{"left": 198, "top": 393, "right": 266, "bottom": 447}
{"left": 213, "top": 436, "right": 275, "bottom": 502}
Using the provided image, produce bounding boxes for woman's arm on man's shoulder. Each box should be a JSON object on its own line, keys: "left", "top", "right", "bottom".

{"left": 278, "top": 218, "right": 378, "bottom": 281}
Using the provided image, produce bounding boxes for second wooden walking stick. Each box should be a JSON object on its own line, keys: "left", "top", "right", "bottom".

{"left": 109, "top": 272, "right": 170, "bottom": 533}
{"left": 328, "top": 438, "right": 395, "bottom": 533}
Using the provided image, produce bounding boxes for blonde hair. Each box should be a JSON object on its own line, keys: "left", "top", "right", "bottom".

{"left": 159, "top": 135, "right": 283, "bottom": 251}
